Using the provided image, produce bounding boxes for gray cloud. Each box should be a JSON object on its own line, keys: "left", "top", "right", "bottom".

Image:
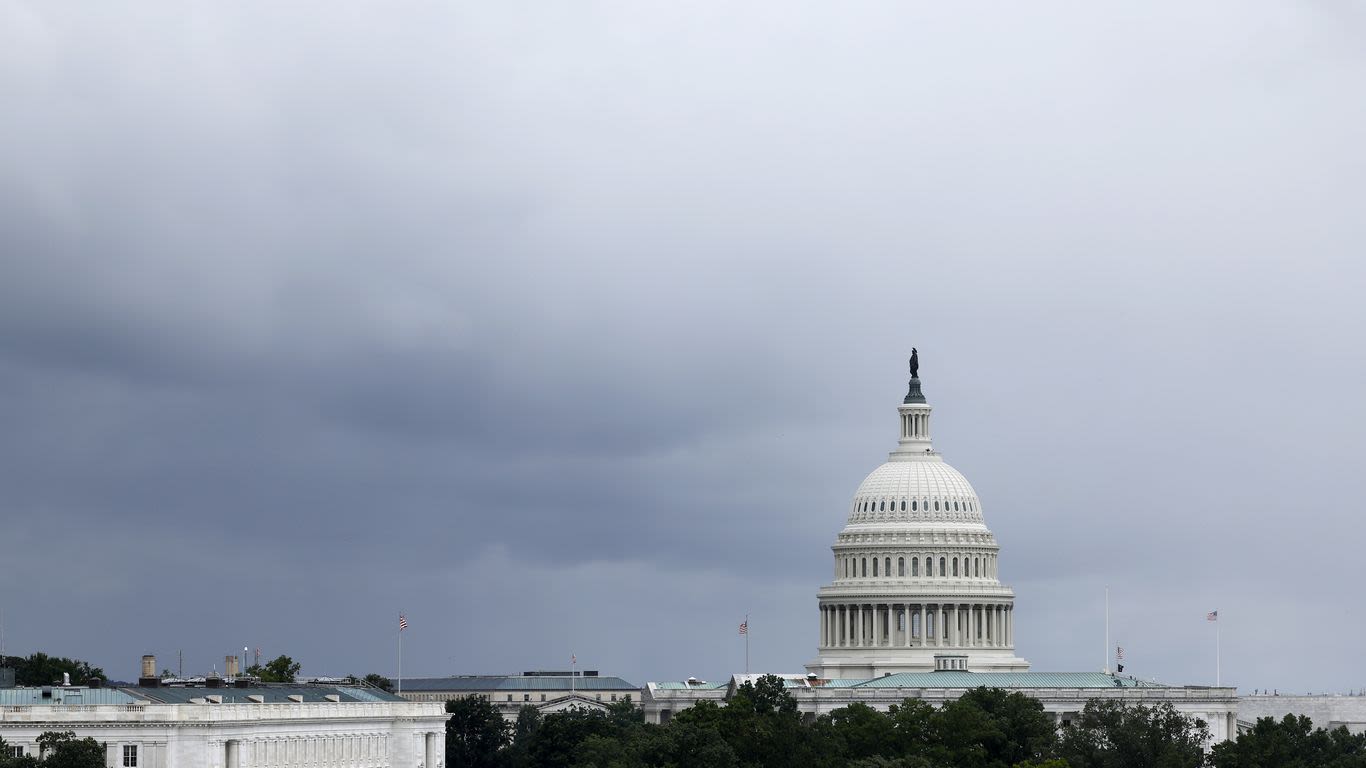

{"left": 2, "top": 1, "right": 1364, "bottom": 693}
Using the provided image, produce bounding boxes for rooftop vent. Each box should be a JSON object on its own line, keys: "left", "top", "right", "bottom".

{"left": 287, "top": 694, "right": 304, "bottom": 703}
{"left": 246, "top": 695, "right": 265, "bottom": 704}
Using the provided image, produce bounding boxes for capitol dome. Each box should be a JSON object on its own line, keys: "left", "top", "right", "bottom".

{"left": 847, "top": 461, "right": 985, "bottom": 527}
{"left": 807, "top": 355, "right": 1030, "bottom": 678}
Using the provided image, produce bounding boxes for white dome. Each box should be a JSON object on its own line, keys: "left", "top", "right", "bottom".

{"left": 845, "top": 459, "right": 985, "bottom": 526}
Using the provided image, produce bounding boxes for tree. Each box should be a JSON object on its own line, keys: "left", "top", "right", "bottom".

{"left": 526, "top": 707, "right": 617, "bottom": 768}
{"left": 0, "top": 654, "right": 105, "bottom": 687}
{"left": 1208, "top": 714, "right": 1366, "bottom": 768}
{"left": 246, "top": 655, "right": 300, "bottom": 683}
{"left": 361, "top": 673, "right": 393, "bottom": 692}
{"left": 446, "top": 696, "right": 511, "bottom": 768}
{"left": 717, "top": 675, "right": 813, "bottom": 768}
{"left": 930, "top": 687, "right": 1056, "bottom": 768}
{"left": 821, "top": 702, "right": 897, "bottom": 762}
{"left": 1055, "top": 699, "right": 1208, "bottom": 768}
{"left": 0, "top": 735, "right": 40, "bottom": 768}
{"left": 34, "top": 733, "right": 105, "bottom": 768}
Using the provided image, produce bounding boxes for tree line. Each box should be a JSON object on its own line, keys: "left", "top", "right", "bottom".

{"left": 444, "top": 675, "right": 1366, "bottom": 768}
{"left": 0, "top": 655, "right": 105, "bottom": 687}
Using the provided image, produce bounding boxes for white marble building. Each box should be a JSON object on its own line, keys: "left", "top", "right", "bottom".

{"left": 645, "top": 359, "right": 1239, "bottom": 744}
{"left": 0, "top": 680, "right": 447, "bottom": 768}
{"left": 808, "top": 370, "right": 1028, "bottom": 677}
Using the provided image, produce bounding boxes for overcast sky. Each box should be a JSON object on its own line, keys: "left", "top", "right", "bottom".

{"left": 2, "top": 1, "right": 1365, "bottom": 695}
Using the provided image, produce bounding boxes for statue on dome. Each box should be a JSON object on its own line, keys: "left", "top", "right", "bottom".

{"left": 909, "top": 348, "right": 919, "bottom": 379}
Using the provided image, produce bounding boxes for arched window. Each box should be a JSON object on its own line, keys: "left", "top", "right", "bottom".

{"left": 974, "top": 558, "right": 980, "bottom": 577}
{"left": 934, "top": 501, "right": 940, "bottom": 511}
{"left": 912, "top": 557, "right": 919, "bottom": 576}
{"left": 939, "top": 557, "right": 946, "bottom": 576}
{"left": 884, "top": 557, "right": 891, "bottom": 576}
{"left": 898, "top": 557, "right": 905, "bottom": 577}
{"left": 879, "top": 500, "right": 885, "bottom": 512}
{"left": 873, "top": 558, "right": 879, "bottom": 576}
{"left": 900, "top": 500, "right": 906, "bottom": 511}
{"left": 954, "top": 501, "right": 959, "bottom": 511}
{"left": 911, "top": 500, "right": 917, "bottom": 511}
{"left": 953, "top": 558, "right": 959, "bottom": 577}
{"left": 844, "top": 558, "right": 849, "bottom": 578}
{"left": 861, "top": 558, "right": 867, "bottom": 577}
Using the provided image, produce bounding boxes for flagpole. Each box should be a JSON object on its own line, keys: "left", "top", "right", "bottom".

{"left": 397, "top": 613, "right": 403, "bottom": 696}
{"left": 745, "top": 612, "right": 750, "bottom": 675}
{"left": 1104, "top": 587, "right": 1110, "bottom": 674}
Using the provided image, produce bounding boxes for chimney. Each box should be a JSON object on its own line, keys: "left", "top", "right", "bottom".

{"left": 225, "top": 655, "right": 240, "bottom": 678}
{"left": 139, "top": 655, "right": 160, "bottom": 687}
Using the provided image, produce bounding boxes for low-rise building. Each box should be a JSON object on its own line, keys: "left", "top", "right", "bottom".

{"left": 0, "top": 679, "right": 446, "bottom": 768}
{"left": 398, "top": 671, "right": 638, "bottom": 721}
{"left": 644, "top": 671, "right": 1240, "bottom": 745}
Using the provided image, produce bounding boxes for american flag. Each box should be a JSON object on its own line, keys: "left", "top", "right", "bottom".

{"left": 738, "top": 620, "right": 748, "bottom": 635}
{"left": 399, "top": 614, "right": 408, "bottom": 631}
{"left": 1206, "top": 611, "right": 1218, "bottom": 622}
{"left": 1116, "top": 646, "right": 1124, "bottom": 660}
{"left": 571, "top": 654, "right": 576, "bottom": 664}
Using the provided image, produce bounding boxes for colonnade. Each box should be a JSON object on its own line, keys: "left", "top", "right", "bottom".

{"left": 818, "top": 602, "right": 1013, "bottom": 650}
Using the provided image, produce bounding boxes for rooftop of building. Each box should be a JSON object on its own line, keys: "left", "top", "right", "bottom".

{"left": 0, "top": 682, "right": 403, "bottom": 706}
{"left": 651, "top": 672, "right": 1175, "bottom": 691}
{"left": 400, "top": 673, "right": 638, "bottom": 692}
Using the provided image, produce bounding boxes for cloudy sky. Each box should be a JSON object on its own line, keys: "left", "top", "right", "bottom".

{"left": 2, "top": 1, "right": 1364, "bottom": 694}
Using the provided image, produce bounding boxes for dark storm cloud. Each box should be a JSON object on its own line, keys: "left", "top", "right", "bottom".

{"left": 2, "top": 1, "right": 1365, "bottom": 692}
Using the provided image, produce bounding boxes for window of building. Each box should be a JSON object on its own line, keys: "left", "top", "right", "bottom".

{"left": 900, "top": 500, "right": 906, "bottom": 511}
{"left": 912, "top": 500, "right": 917, "bottom": 511}
{"left": 879, "top": 500, "right": 885, "bottom": 511}
{"left": 912, "top": 557, "right": 919, "bottom": 576}
{"left": 596, "top": 694, "right": 602, "bottom": 701}
{"left": 953, "top": 559, "right": 958, "bottom": 576}
{"left": 934, "top": 501, "right": 940, "bottom": 511}
{"left": 524, "top": 694, "right": 530, "bottom": 701}
{"left": 507, "top": 694, "right": 513, "bottom": 701}
{"left": 975, "top": 559, "right": 980, "bottom": 577}
{"left": 123, "top": 745, "right": 138, "bottom": 768}
{"left": 844, "top": 559, "right": 849, "bottom": 577}
{"left": 873, "top": 558, "right": 879, "bottom": 576}
{"left": 898, "top": 557, "right": 905, "bottom": 576}
{"left": 540, "top": 694, "right": 546, "bottom": 701}
{"left": 862, "top": 558, "right": 867, "bottom": 577}
{"left": 939, "top": 557, "right": 946, "bottom": 575}
{"left": 8, "top": 747, "right": 24, "bottom": 759}
{"left": 611, "top": 694, "right": 618, "bottom": 701}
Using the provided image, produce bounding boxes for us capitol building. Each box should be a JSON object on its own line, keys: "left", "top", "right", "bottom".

{"left": 642, "top": 354, "right": 1242, "bottom": 742}
{"left": 809, "top": 351, "right": 1027, "bottom": 677}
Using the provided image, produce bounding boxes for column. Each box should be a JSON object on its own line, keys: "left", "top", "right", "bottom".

{"left": 950, "top": 605, "right": 958, "bottom": 646}
{"left": 937, "top": 605, "right": 944, "bottom": 647}
{"left": 820, "top": 606, "right": 827, "bottom": 648}
{"left": 873, "top": 604, "right": 881, "bottom": 647}
{"left": 858, "top": 605, "right": 866, "bottom": 647}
